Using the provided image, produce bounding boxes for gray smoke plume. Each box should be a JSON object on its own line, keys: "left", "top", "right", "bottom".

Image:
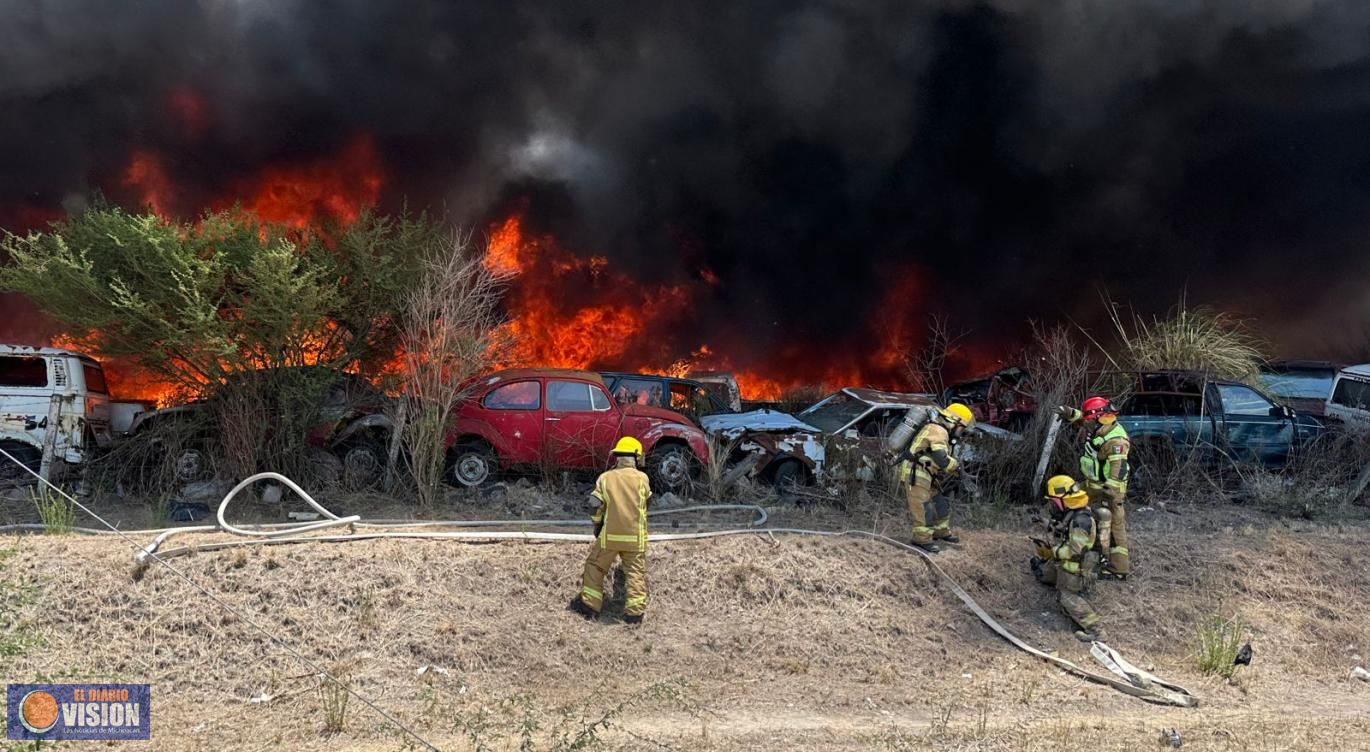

{"left": 4, "top": 0, "right": 1370, "bottom": 364}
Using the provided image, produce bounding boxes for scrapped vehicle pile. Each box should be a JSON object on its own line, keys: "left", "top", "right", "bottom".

{"left": 701, "top": 387, "right": 1018, "bottom": 494}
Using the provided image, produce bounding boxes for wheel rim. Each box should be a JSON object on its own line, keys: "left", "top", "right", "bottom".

{"left": 175, "top": 450, "right": 206, "bottom": 482}
{"left": 456, "top": 453, "right": 490, "bottom": 486}
{"left": 657, "top": 451, "right": 690, "bottom": 488}
{"left": 343, "top": 446, "right": 382, "bottom": 487}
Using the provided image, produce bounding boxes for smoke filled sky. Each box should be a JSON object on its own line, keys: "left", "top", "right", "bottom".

{"left": 4, "top": 0, "right": 1370, "bottom": 366}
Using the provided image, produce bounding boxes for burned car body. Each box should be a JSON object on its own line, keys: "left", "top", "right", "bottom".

{"left": 701, "top": 388, "right": 945, "bottom": 490}
{"left": 942, "top": 366, "right": 1035, "bottom": 431}
{"left": 126, "top": 368, "right": 393, "bottom": 489}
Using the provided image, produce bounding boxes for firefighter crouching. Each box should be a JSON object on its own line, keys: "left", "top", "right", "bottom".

{"left": 1031, "top": 475, "right": 1105, "bottom": 642}
{"left": 893, "top": 403, "right": 974, "bottom": 553}
{"left": 1056, "top": 396, "right": 1133, "bottom": 578}
{"left": 569, "top": 437, "right": 652, "bottom": 624}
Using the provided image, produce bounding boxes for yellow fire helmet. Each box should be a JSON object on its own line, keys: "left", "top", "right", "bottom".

{"left": 940, "top": 402, "right": 975, "bottom": 427}
{"left": 611, "top": 436, "right": 645, "bottom": 459}
{"left": 1045, "top": 474, "right": 1089, "bottom": 509}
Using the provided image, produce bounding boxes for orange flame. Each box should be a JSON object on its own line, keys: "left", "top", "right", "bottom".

{"left": 481, "top": 213, "right": 928, "bottom": 401}
{"left": 233, "top": 135, "right": 384, "bottom": 228}
{"left": 90, "top": 135, "right": 388, "bottom": 399}
{"left": 485, "top": 212, "right": 692, "bottom": 373}
{"left": 123, "top": 151, "right": 174, "bottom": 217}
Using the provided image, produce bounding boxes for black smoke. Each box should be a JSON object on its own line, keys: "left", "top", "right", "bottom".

{"left": 4, "top": 1, "right": 1370, "bottom": 363}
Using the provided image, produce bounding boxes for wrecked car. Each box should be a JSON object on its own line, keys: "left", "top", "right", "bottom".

{"left": 942, "top": 366, "right": 1035, "bottom": 431}
{"left": 1257, "top": 360, "right": 1339, "bottom": 417}
{"left": 1094, "top": 370, "right": 1327, "bottom": 481}
{"left": 127, "top": 368, "right": 393, "bottom": 489}
{"left": 701, "top": 388, "right": 950, "bottom": 491}
{"left": 0, "top": 345, "right": 114, "bottom": 485}
{"left": 446, "top": 369, "right": 709, "bottom": 492}
{"left": 684, "top": 371, "right": 744, "bottom": 413}
{"left": 599, "top": 371, "right": 734, "bottom": 423}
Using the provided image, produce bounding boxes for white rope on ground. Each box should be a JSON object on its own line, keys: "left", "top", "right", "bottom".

{"left": 6, "top": 467, "right": 1199, "bottom": 708}
{"left": 0, "top": 449, "right": 443, "bottom": 752}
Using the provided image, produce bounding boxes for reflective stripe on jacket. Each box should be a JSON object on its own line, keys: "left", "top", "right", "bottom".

{"left": 591, "top": 459, "right": 653, "bottom": 552}
{"left": 1051, "top": 508, "right": 1098, "bottom": 574}
{"left": 898, "top": 420, "right": 957, "bottom": 483}
{"left": 1079, "top": 422, "right": 1129, "bottom": 490}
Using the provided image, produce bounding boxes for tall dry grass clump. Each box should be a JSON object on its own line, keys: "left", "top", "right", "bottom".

{"left": 391, "top": 233, "right": 507, "bottom": 506}
{"left": 1104, "top": 298, "right": 1265, "bottom": 383}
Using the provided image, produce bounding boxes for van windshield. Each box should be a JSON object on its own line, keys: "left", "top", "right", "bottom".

{"left": 82, "top": 361, "right": 108, "bottom": 394}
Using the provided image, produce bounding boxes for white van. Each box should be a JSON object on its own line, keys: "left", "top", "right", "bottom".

{"left": 0, "top": 345, "right": 113, "bottom": 483}
{"left": 1326, "top": 364, "right": 1370, "bottom": 432}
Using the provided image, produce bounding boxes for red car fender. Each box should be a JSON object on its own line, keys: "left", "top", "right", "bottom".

{"left": 637, "top": 420, "right": 710, "bottom": 465}
{"left": 446, "top": 414, "right": 516, "bottom": 458}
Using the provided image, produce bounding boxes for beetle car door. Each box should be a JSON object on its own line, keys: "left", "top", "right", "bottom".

{"left": 476, "top": 378, "right": 545, "bottom": 465}
{"left": 1214, "top": 383, "right": 1294, "bottom": 466}
{"left": 544, "top": 380, "right": 619, "bottom": 468}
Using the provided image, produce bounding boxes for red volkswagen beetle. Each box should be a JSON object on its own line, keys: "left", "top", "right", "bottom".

{"left": 446, "top": 369, "right": 709, "bottom": 492}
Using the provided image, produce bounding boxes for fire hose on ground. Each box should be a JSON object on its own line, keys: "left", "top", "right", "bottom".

{"left": 2, "top": 468, "right": 1197, "bottom": 707}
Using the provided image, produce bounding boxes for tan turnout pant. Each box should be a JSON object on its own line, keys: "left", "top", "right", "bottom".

{"left": 1035, "top": 559, "right": 1100, "bottom": 631}
{"left": 1087, "top": 483, "right": 1130, "bottom": 574}
{"left": 580, "top": 543, "right": 648, "bottom": 616}
{"left": 906, "top": 470, "right": 953, "bottom": 544}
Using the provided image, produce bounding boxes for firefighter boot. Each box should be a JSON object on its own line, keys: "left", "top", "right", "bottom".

{"left": 568, "top": 596, "right": 597, "bottom": 621}
{"left": 1074, "top": 624, "right": 1107, "bottom": 642}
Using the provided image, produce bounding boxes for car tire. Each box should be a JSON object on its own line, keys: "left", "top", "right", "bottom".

{"left": 647, "top": 444, "right": 696, "bottom": 493}
{"left": 448, "top": 442, "right": 496, "bottom": 488}
{"left": 338, "top": 437, "right": 387, "bottom": 490}
{"left": 770, "top": 458, "right": 807, "bottom": 493}
{"left": 0, "top": 442, "right": 41, "bottom": 488}
{"left": 172, "top": 444, "right": 215, "bottom": 484}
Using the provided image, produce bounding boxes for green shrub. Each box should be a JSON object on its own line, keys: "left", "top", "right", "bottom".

{"left": 30, "top": 487, "right": 74, "bottom": 534}
{"left": 1196, "top": 614, "right": 1246, "bottom": 679}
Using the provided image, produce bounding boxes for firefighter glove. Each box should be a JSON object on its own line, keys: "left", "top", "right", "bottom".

{"left": 1054, "top": 405, "right": 1078, "bottom": 421}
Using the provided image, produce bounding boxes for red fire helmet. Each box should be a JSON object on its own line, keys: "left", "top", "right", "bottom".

{"left": 1081, "top": 396, "right": 1115, "bottom": 419}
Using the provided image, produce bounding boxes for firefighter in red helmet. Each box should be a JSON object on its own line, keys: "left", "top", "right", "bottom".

{"left": 1055, "top": 396, "right": 1132, "bottom": 578}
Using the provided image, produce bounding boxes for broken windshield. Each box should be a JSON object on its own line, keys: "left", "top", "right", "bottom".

{"left": 798, "top": 393, "right": 870, "bottom": 433}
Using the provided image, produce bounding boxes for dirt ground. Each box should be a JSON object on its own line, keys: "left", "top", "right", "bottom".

{"left": 1, "top": 489, "right": 1369, "bottom": 751}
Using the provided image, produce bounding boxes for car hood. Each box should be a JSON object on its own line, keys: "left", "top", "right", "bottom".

{"left": 622, "top": 403, "right": 699, "bottom": 428}
{"left": 700, "top": 409, "right": 820, "bottom": 437}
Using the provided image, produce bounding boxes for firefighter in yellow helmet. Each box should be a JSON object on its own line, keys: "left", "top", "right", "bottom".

{"left": 1056, "top": 396, "right": 1132, "bottom": 578}
{"left": 898, "top": 403, "right": 974, "bottom": 553}
{"left": 569, "top": 436, "right": 652, "bottom": 624}
{"left": 1031, "top": 475, "right": 1105, "bottom": 642}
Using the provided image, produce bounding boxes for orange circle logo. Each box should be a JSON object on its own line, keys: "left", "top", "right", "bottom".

{"left": 19, "top": 690, "right": 59, "bottom": 734}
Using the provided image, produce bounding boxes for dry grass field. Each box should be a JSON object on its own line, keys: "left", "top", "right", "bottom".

{"left": 1, "top": 496, "right": 1368, "bottom": 751}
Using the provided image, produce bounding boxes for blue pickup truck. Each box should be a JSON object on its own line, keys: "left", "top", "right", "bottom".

{"left": 1098, "top": 371, "right": 1326, "bottom": 476}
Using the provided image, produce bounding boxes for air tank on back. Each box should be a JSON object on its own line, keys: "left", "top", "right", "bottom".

{"left": 885, "top": 406, "right": 931, "bottom": 456}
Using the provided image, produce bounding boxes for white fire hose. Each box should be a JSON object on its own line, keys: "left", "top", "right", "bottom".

{"left": 2, "top": 469, "right": 1197, "bottom": 707}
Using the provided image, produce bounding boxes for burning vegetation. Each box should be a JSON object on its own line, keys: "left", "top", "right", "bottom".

{"left": 8, "top": 134, "right": 993, "bottom": 403}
